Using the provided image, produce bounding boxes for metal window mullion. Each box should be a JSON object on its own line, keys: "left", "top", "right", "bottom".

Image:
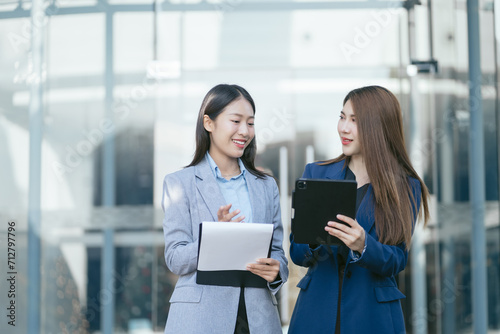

{"left": 27, "top": 0, "right": 44, "bottom": 332}
{"left": 466, "top": 1, "right": 488, "bottom": 333}
{"left": 101, "top": 8, "right": 116, "bottom": 334}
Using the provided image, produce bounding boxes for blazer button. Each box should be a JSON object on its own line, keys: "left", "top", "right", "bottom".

{"left": 346, "top": 271, "right": 352, "bottom": 279}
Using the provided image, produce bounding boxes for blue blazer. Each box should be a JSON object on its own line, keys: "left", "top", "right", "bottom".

{"left": 161, "top": 156, "right": 288, "bottom": 334}
{"left": 288, "top": 161, "right": 421, "bottom": 334}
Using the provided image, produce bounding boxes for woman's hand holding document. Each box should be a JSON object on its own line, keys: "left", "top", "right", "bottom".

{"left": 196, "top": 221, "right": 274, "bottom": 287}
{"left": 246, "top": 258, "right": 280, "bottom": 283}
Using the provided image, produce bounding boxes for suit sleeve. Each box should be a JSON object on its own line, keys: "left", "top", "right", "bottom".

{"left": 290, "top": 234, "right": 328, "bottom": 267}
{"left": 268, "top": 177, "right": 289, "bottom": 293}
{"left": 162, "top": 174, "right": 199, "bottom": 276}
{"left": 352, "top": 178, "right": 422, "bottom": 277}
{"left": 352, "top": 236, "right": 408, "bottom": 277}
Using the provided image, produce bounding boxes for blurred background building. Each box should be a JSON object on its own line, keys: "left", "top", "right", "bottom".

{"left": 0, "top": 0, "right": 499, "bottom": 333}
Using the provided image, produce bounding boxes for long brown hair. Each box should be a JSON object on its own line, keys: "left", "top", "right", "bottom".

{"left": 186, "top": 84, "right": 267, "bottom": 179}
{"left": 321, "top": 86, "right": 429, "bottom": 248}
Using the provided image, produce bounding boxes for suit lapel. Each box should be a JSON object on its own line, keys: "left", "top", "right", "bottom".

{"left": 195, "top": 158, "right": 226, "bottom": 221}
{"left": 325, "top": 161, "right": 347, "bottom": 180}
{"left": 327, "top": 160, "right": 376, "bottom": 232}
{"left": 246, "top": 173, "right": 265, "bottom": 224}
{"left": 356, "top": 185, "right": 376, "bottom": 232}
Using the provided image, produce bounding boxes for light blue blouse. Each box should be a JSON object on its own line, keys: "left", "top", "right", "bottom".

{"left": 206, "top": 152, "right": 253, "bottom": 223}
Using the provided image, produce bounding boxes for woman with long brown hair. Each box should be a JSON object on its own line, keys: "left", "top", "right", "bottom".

{"left": 288, "top": 85, "right": 429, "bottom": 334}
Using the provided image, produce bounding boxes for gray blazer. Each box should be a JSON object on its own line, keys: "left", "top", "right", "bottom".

{"left": 161, "top": 157, "right": 289, "bottom": 334}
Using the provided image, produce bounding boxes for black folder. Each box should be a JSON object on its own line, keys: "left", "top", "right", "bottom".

{"left": 196, "top": 222, "right": 273, "bottom": 288}
{"left": 291, "top": 178, "right": 357, "bottom": 246}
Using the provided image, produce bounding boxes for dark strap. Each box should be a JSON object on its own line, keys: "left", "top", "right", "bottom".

{"left": 234, "top": 287, "right": 250, "bottom": 334}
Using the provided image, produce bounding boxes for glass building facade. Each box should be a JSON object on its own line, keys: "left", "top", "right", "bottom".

{"left": 0, "top": 0, "right": 499, "bottom": 333}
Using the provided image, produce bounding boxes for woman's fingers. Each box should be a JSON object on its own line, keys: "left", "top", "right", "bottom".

{"left": 325, "top": 216, "right": 365, "bottom": 253}
{"left": 217, "top": 204, "right": 231, "bottom": 221}
{"left": 325, "top": 214, "right": 357, "bottom": 236}
{"left": 336, "top": 214, "right": 357, "bottom": 227}
{"left": 232, "top": 214, "right": 245, "bottom": 222}
{"left": 217, "top": 204, "right": 245, "bottom": 222}
{"left": 246, "top": 258, "right": 280, "bottom": 282}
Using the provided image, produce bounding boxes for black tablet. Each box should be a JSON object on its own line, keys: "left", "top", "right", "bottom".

{"left": 291, "top": 178, "right": 357, "bottom": 246}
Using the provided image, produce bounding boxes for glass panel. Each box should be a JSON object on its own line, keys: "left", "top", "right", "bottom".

{"left": 415, "top": 0, "right": 500, "bottom": 333}
{"left": 0, "top": 16, "right": 32, "bottom": 334}
{"left": 1, "top": 1, "right": 498, "bottom": 333}
{"left": 115, "top": 246, "right": 153, "bottom": 332}
{"left": 41, "top": 12, "right": 106, "bottom": 332}
{"left": 154, "top": 7, "right": 407, "bottom": 330}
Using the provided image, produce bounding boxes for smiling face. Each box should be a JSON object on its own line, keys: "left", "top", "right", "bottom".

{"left": 338, "top": 99, "right": 362, "bottom": 158}
{"left": 204, "top": 97, "right": 255, "bottom": 164}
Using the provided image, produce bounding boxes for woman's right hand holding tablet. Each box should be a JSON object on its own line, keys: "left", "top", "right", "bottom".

{"left": 325, "top": 214, "right": 365, "bottom": 253}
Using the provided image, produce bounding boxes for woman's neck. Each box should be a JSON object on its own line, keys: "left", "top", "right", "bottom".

{"left": 348, "top": 155, "right": 369, "bottom": 186}
{"left": 209, "top": 151, "right": 240, "bottom": 176}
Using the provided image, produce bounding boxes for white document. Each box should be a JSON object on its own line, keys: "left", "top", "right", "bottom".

{"left": 197, "top": 221, "right": 274, "bottom": 271}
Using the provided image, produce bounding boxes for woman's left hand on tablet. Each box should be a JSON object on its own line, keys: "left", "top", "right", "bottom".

{"left": 247, "top": 258, "right": 280, "bottom": 282}
{"left": 217, "top": 203, "right": 245, "bottom": 222}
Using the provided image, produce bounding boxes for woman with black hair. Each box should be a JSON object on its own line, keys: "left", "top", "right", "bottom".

{"left": 161, "top": 84, "right": 288, "bottom": 334}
